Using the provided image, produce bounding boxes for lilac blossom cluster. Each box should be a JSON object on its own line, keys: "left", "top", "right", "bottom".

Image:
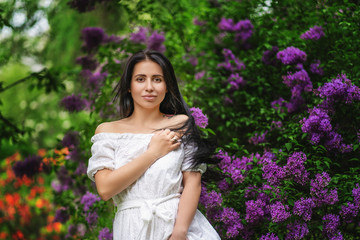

{"left": 322, "top": 214, "right": 343, "bottom": 240}
{"left": 54, "top": 207, "right": 70, "bottom": 223}
{"left": 310, "top": 60, "right": 324, "bottom": 75}
{"left": 285, "top": 221, "right": 309, "bottom": 240}
{"left": 262, "top": 151, "right": 309, "bottom": 186}
{"left": 217, "top": 150, "right": 254, "bottom": 184}
{"left": 12, "top": 155, "right": 42, "bottom": 178}
{"left": 80, "top": 191, "right": 101, "bottom": 226}
{"left": 282, "top": 70, "right": 312, "bottom": 97}
{"left": 81, "top": 27, "right": 121, "bottom": 53}
{"left": 300, "top": 25, "right": 325, "bottom": 40}
{"left": 310, "top": 172, "right": 338, "bottom": 207}
{"left": 60, "top": 94, "right": 88, "bottom": 112}
{"left": 199, "top": 185, "right": 242, "bottom": 239}
{"left": 98, "top": 227, "right": 112, "bottom": 240}
{"left": 300, "top": 106, "right": 353, "bottom": 152}
{"left": 130, "top": 27, "right": 166, "bottom": 53}
{"left": 339, "top": 184, "right": 360, "bottom": 223}
{"left": 190, "top": 107, "right": 208, "bottom": 128}
{"left": 276, "top": 46, "right": 307, "bottom": 65}
{"left": 218, "top": 18, "right": 254, "bottom": 43}
{"left": 315, "top": 74, "right": 360, "bottom": 105}
{"left": 293, "top": 198, "right": 315, "bottom": 221}
{"left": 245, "top": 199, "right": 266, "bottom": 224}
{"left": 248, "top": 131, "right": 267, "bottom": 145}
{"left": 227, "top": 73, "right": 246, "bottom": 92}
{"left": 262, "top": 46, "right": 279, "bottom": 66}
{"left": 269, "top": 201, "right": 291, "bottom": 223}
{"left": 260, "top": 233, "right": 279, "bottom": 240}
{"left": 217, "top": 48, "right": 245, "bottom": 72}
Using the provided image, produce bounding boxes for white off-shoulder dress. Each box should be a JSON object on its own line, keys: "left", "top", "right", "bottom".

{"left": 87, "top": 133, "right": 221, "bottom": 240}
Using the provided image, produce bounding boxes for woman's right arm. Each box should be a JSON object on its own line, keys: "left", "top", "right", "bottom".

{"left": 93, "top": 127, "right": 181, "bottom": 201}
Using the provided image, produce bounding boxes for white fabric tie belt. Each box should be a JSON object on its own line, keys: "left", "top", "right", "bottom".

{"left": 117, "top": 193, "right": 181, "bottom": 240}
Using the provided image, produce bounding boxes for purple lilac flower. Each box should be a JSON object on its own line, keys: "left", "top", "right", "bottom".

{"left": 353, "top": 184, "right": 360, "bottom": 206}
{"left": 245, "top": 199, "right": 266, "bottom": 224}
{"left": 203, "top": 190, "right": 223, "bottom": 209}
{"left": 217, "top": 48, "right": 245, "bottom": 72}
{"left": 219, "top": 207, "right": 243, "bottom": 239}
{"left": 300, "top": 25, "right": 325, "bottom": 40}
{"left": 300, "top": 107, "right": 332, "bottom": 144}
{"left": 76, "top": 56, "right": 98, "bottom": 70}
{"left": 260, "top": 233, "right": 280, "bottom": 240}
{"left": 276, "top": 46, "right": 307, "bottom": 65}
{"left": 12, "top": 155, "right": 42, "bottom": 178}
{"left": 282, "top": 70, "right": 313, "bottom": 97}
{"left": 193, "top": 17, "right": 206, "bottom": 26}
{"left": 249, "top": 131, "right": 267, "bottom": 145}
{"left": 54, "top": 207, "right": 70, "bottom": 223}
{"left": 285, "top": 221, "right": 309, "bottom": 240}
{"left": 227, "top": 73, "right": 246, "bottom": 91}
{"left": 310, "top": 60, "right": 324, "bottom": 75}
{"left": 188, "top": 56, "right": 198, "bottom": 66}
{"left": 340, "top": 202, "right": 358, "bottom": 223}
{"left": 293, "top": 198, "right": 315, "bottom": 221}
{"left": 86, "top": 72, "right": 107, "bottom": 92}
{"left": 234, "top": 19, "right": 254, "bottom": 42}
{"left": 195, "top": 71, "right": 205, "bottom": 80}
{"left": 190, "top": 107, "right": 208, "bottom": 128}
{"left": 51, "top": 180, "right": 62, "bottom": 193}
{"left": 130, "top": 27, "right": 148, "bottom": 44}
{"left": 55, "top": 166, "right": 74, "bottom": 192}
{"left": 62, "top": 131, "right": 80, "bottom": 148}
{"left": 323, "top": 214, "right": 342, "bottom": 239}
{"left": 271, "top": 97, "right": 286, "bottom": 112}
{"left": 66, "top": 224, "right": 77, "bottom": 238}
{"left": 218, "top": 179, "right": 230, "bottom": 191}
{"left": 310, "top": 172, "right": 338, "bottom": 206}
{"left": 324, "top": 131, "right": 352, "bottom": 152}
{"left": 81, "top": 27, "right": 107, "bottom": 52}
{"left": 262, "top": 160, "right": 286, "bottom": 186}
{"left": 80, "top": 191, "right": 101, "bottom": 212}
{"left": 147, "top": 31, "right": 166, "bottom": 53}
{"left": 218, "top": 18, "right": 235, "bottom": 31}
{"left": 262, "top": 46, "right": 279, "bottom": 66}
{"left": 75, "top": 162, "right": 87, "bottom": 175}
{"left": 315, "top": 74, "right": 360, "bottom": 104}
{"left": 98, "top": 227, "right": 112, "bottom": 240}
{"left": 217, "top": 150, "right": 253, "bottom": 184}
{"left": 85, "top": 211, "right": 98, "bottom": 226}
{"left": 284, "top": 152, "right": 309, "bottom": 185}
{"left": 269, "top": 201, "right": 291, "bottom": 223}
{"left": 60, "top": 94, "right": 87, "bottom": 112}
{"left": 270, "top": 121, "right": 283, "bottom": 130}
{"left": 287, "top": 95, "right": 306, "bottom": 113}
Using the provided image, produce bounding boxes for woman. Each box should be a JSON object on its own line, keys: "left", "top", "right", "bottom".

{"left": 87, "top": 50, "right": 221, "bottom": 240}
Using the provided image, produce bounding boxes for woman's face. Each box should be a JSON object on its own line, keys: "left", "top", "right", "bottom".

{"left": 130, "top": 60, "right": 167, "bottom": 111}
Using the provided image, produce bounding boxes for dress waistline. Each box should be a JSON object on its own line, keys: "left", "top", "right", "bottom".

{"left": 116, "top": 193, "right": 181, "bottom": 240}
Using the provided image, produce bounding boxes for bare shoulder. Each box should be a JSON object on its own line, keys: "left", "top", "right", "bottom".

{"left": 94, "top": 120, "right": 127, "bottom": 135}
{"left": 169, "top": 114, "right": 189, "bottom": 125}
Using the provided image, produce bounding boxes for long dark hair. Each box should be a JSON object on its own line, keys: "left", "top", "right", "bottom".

{"left": 113, "top": 50, "right": 219, "bottom": 174}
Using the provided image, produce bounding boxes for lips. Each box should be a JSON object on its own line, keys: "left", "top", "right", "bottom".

{"left": 142, "top": 95, "right": 157, "bottom": 101}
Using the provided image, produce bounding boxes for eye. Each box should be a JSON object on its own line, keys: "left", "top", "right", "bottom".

{"left": 153, "top": 77, "right": 162, "bottom": 82}
{"left": 136, "top": 77, "right": 145, "bottom": 82}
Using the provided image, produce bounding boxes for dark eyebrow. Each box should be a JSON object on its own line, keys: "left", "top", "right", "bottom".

{"left": 134, "top": 74, "right": 164, "bottom": 77}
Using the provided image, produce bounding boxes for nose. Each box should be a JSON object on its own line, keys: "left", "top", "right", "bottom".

{"left": 145, "top": 78, "right": 154, "bottom": 91}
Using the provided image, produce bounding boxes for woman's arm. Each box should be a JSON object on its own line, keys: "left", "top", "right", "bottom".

{"left": 94, "top": 127, "right": 181, "bottom": 201}
{"left": 170, "top": 171, "right": 202, "bottom": 240}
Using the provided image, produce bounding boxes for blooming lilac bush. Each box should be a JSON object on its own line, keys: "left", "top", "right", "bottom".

{"left": 16, "top": 1, "right": 358, "bottom": 239}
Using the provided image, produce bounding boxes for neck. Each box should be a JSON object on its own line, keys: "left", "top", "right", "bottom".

{"left": 128, "top": 107, "right": 165, "bottom": 128}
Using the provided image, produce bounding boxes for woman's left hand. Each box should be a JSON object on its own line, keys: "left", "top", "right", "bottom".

{"left": 168, "top": 231, "right": 188, "bottom": 240}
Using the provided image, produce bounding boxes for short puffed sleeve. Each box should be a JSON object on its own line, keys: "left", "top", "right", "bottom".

{"left": 87, "top": 136, "right": 115, "bottom": 182}
{"left": 181, "top": 141, "right": 207, "bottom": 174}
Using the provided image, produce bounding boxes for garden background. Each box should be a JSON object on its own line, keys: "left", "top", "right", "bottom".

{"left": 1, "top": 0, "right": 360, "bottom": 239}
